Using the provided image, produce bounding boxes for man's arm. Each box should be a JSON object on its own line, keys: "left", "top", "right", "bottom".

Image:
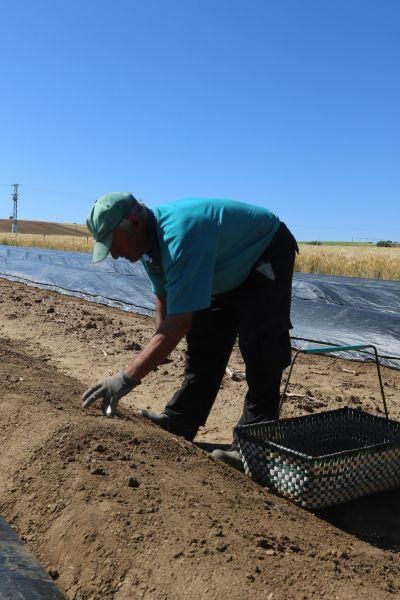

{"left": 125, "top": 312, "right": 192, "bottom": 381}
{"left": 82, "top": 313, "right": 192, "bottom": 416}
{"left": 155, "top": 295, "right": 167, "bottom": 329}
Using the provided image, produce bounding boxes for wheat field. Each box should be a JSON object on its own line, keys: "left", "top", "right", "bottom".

{"left": 1, "top": 233, "right": 399, "bottom": 280}
{"left": 296, "top": 244, "right": 400, "bottom": 280}
{"left": 0, "top": 233, "right": 93, "bottom": 253}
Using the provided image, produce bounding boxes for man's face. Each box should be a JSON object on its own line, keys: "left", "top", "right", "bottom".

{"left": 110, "top": 217, "right": 148, "bottom": 263}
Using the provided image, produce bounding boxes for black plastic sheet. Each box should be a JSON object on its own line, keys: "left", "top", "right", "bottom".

{"left": 0, "top": 517, "right": 65, "bottom": 599}
{"left": 0, "top": 245, "right": 154, "bottom": 316}
{"left": 291, "top": 273, "right": 400, "bottom": 369}
{"left": 1, "top": 245, "right": 399, "bottom": 369}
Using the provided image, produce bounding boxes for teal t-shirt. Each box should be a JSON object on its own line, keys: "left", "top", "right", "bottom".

{"left": 142, "top": 198, "right": 280, "bottom": 315}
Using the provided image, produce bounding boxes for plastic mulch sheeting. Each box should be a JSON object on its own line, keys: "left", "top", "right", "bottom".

{"left": 290, "top": 272, "right": 400, "bottom": 369}
{"left": 0, "top": 517, "right": 65, "bottom": 599}
{"left": 0, "top": 244, "right": 399, "bottom": 369}
{"left": 0, "top": 245, "right": 154, "bottom": 316}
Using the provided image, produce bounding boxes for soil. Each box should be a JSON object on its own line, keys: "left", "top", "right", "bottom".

{"left": 1, "top": 277, "right": 400, "bottom": 600}
{"left": 0, "top": 219, "right": 88, "bottom": 236}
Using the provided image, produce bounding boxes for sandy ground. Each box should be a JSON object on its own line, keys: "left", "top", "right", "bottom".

{"left": 1, "top": 277, "right": 400, "bottom": 599}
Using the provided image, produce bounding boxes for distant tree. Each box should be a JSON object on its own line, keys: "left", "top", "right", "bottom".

{"left": 308, "top": 241, "right": 322, "bottom": 246}
{"left": 376, "top": 240, "right": 393, "bottom": 247}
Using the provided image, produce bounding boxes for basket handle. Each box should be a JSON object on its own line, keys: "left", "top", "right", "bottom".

{"left": 278, "top": 343, "right": 389, "bottom": 419}
{"left": 302, "top": 343, "right": 371, "bottom": 354}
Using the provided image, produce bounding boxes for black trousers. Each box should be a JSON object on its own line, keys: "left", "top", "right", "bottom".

{"left": 164, "top": 223, "right": 298, "bottom": 440}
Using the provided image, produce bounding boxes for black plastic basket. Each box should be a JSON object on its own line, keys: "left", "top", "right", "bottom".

{"left": 235, "top": 343, "right": 400, "bottom": 510}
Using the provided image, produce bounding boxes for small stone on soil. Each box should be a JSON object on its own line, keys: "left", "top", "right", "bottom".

{"left": 49, "top": 568, "right": 59, "bottom": 580}
{"left": 93, "top": 443, "right": 107, "bottom": 453}
{"left": 90, "top": 467, "right": 107, "bottom": 476}
{"left": 128, "top": 477, "right": 140, "bottom": 488}
{"left": 257, "top": 538, "right": 273, "bottom": 549}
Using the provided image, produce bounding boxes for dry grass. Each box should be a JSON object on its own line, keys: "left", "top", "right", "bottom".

{"left": 296, "top": 244, "right": 400, "bottom": 280}
{"left": 0, "top": 233, "right": 93, "bottom": 253}
{"left": 1, "top": 234, "right": 399, "bottom": 280}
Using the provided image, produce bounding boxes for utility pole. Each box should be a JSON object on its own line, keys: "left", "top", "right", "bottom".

{"left": 10, "top": 184, "right": 19, "bottom": 234}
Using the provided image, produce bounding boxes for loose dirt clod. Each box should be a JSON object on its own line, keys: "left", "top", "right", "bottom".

{"left": 127, "top": 476, "right": 140, "bottom": 488}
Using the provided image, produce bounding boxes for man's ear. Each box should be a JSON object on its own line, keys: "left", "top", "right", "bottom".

{"left": 127, "top": 214, "right": 144, "bottom": 232}
{"left": 127, "top": 215, "right": 141, "bottom": 229}
{"left": 117, "top": 218, "right": 133, "bottom": 234}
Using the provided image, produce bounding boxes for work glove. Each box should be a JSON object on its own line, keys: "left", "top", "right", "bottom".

{"left": 81, "top": 371, "right": 139, "bottom": 417}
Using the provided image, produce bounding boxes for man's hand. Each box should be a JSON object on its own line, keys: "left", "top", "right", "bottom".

{"left": 81, "top": 371, "right": 139, "bottom": 417}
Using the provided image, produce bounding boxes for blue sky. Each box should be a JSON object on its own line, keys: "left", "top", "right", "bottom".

{"left": 0, "top": 0, "right": 399, "bottom": 241}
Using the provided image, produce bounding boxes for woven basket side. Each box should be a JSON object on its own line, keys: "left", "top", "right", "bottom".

{"left": 236, "top": 409, "right": 400, "bottom": 458}
{"left": 236, "top": 410, "right": 400, "bottom": 510}
{"left": 301, "top": 445, "right": 400, "bottom": 509}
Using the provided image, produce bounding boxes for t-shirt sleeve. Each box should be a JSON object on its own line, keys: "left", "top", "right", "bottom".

{"left": 165, "top": 250, "right": 216, "bottom": 315}
{"left": 141, "top": 258, "right": 166, "bottom": 297}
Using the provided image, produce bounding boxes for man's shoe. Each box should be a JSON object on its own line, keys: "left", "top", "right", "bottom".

{"left": 211, "top": 448, "right": 244, "bottom": 472}
{"left": 138, "top": 409, "right": 197, "bottom": 441}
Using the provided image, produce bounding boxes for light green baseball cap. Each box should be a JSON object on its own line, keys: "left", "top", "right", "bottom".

{"left": 86, "top": 192, "right": 138, "bottom": 263}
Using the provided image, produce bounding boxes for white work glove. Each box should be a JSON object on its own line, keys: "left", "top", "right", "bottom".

{"left": 81, "top": 371, "right": 139, "bottom": 417}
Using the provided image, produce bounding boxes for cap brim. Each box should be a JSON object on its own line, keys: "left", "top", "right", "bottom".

{"left": 92, "top": 231, "right": 113, "bottom": 264}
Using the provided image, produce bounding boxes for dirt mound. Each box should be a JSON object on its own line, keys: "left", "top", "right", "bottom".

{"left": 0, "top": 337, "right": 399, "bottom": 599}
{"left": 1, "top": 278, "right": 400, "bottom": 598}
